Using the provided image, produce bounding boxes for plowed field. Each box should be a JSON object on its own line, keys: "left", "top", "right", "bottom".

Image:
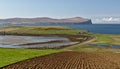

{"left": 2, "top": 51, "right": 120, "bottom": 69}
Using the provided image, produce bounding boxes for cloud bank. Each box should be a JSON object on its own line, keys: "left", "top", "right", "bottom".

{"left": 102, "top": 17, "right": 120, "bottom": 22}
{"left": 93, "top": 17, "right": 120, "bottom": 24}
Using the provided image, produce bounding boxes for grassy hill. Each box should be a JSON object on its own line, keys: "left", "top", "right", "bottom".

{"left": 0, "top": 26, "right": 88, "bottom": 35}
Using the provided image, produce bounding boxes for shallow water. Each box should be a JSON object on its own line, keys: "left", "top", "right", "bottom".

{"left": 86, "top": 44, "right": 120, "bottom": 49}
{"left": 0, "top": 35, "right": 77, "bottom": 48}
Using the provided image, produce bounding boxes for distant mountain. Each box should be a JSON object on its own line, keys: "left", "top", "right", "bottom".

{"left": 0, "top": 17, "right": 92, "bottom": 24}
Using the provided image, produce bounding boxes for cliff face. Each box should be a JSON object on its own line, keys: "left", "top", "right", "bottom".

{"left": 77, "top": 19, "right": 92, "bottom": 24}
{"left": 0, "top": 17, "right": 92, "bottom": 24}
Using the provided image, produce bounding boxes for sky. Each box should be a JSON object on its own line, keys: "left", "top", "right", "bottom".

{"left": 0, "top": 0, "right": 120, "bottom": 23}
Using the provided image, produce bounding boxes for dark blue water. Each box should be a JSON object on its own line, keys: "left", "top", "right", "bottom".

{"left": 0, "top": 23, "right": 120, "bottom": 34}
{"left": 86, "top": 44, "right": 120, "bottom": 49}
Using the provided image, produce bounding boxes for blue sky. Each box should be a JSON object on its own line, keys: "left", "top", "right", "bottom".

{"left": 0, "top": 0, "right": 120, "bottom": 23}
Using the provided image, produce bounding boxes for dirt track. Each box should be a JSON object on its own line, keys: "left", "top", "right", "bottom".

{"left": 2, "top": 51, "right": 120, "bottom": 69}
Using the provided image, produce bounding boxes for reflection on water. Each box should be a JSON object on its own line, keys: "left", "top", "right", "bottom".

{"left": 86, "top": 44, "right": 120, "bottom": 49}
{"left": 0, "top": 35, "right": 78, "bottom": 48}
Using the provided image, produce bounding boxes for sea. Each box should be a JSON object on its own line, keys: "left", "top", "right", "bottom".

{"left": 0, "top": 23, "right": 120, "bottom": 34}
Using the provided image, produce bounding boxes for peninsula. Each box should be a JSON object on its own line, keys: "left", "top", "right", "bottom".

{"left": 0, "top": 17, "right": 92, "bottom": 24}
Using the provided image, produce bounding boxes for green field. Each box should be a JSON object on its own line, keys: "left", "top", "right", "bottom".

{"left": 92, "top": 34, "right": 113, "bottom": 44}
{"left": 0, "top": 48, "right": 62, "bottom": 67}
{"left": 64, "top": 34, "right": 120, "bottom": 53}
{"left": 0, "top": 26, "right": 88, "bottom": 35}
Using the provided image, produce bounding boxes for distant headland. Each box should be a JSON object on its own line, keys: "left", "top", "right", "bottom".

{"left": 0, "top": 17, "right": 92, "bottom": 24}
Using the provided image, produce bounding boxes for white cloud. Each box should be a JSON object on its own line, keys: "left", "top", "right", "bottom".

{"left": 93, "top": 17, "right": 120, "bottom": 24}
{"left": 102, "top": 17, "right": 120, "bottom": 22}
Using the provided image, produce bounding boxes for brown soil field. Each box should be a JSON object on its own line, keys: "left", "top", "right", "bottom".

{"left": 2, "top": 51, "right": 120, "bottom": 69}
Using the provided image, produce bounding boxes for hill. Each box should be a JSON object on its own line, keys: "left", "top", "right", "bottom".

{"left": 0, "top": 17, "right": 92, "bottom": 24}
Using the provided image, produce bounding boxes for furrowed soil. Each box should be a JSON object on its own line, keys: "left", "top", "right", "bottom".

{"left": 2, "top": 51, "right": 120, "bottom": 69}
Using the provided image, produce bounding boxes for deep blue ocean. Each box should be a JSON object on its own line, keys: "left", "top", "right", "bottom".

{"left": 0, "top": 23, "right": 120, "bottom": 34}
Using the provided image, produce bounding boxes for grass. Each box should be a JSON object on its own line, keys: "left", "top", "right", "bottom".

{"left": 66, "top": 45, "right": 120, "bottom": 53}
{"left": 92, "top": 34, "right": 113, "bottom": 44}
{"left": 107, "top": 35, "right": 120, "bottom": 45}
{"left": 0, "top": 26, "right": 88, "bottom": 35}
{"left": 91, "top": 34, "right": 120, "bottom": 44}
{"left": 0, "top": 48, "right": 62, "bottom": 67}
{"left": 64, "top": 34, "right": 120, "bottom": 53}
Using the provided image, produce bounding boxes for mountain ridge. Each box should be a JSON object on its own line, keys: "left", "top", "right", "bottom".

{"left": 0, "top": 17, "right": 92, "bottom": 24}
